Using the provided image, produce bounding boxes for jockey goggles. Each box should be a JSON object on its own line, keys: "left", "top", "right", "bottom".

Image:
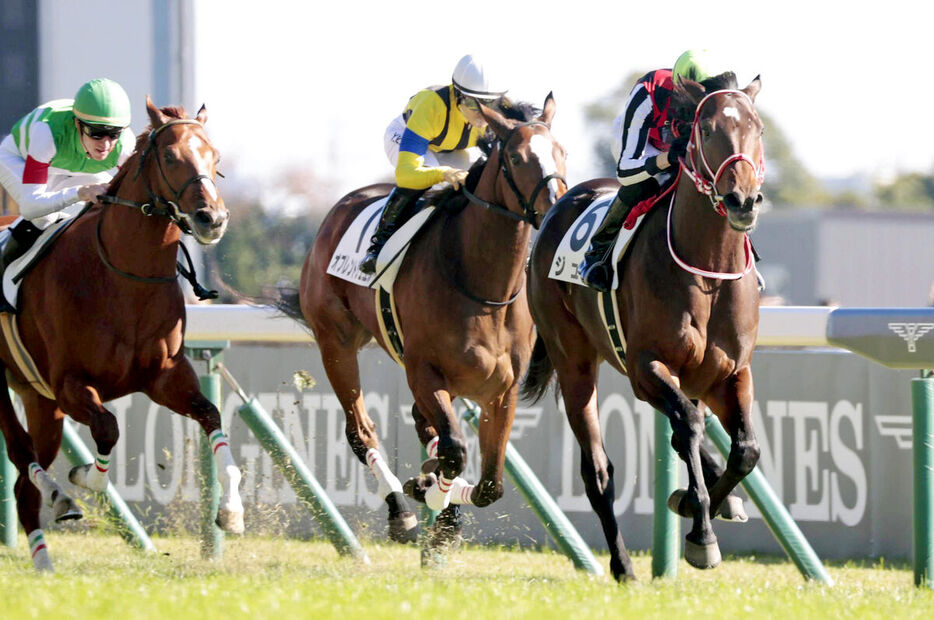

{"left": 79, "top": 120, "right": 124, "bottom": 140}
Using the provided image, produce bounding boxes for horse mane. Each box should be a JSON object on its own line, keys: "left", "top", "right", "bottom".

{"left": 433, "top": 98, "right": 543, "bottom": 211}
{"left": 106, "top": 105, "right": 189, "bottom": 193}
{"left": 669, "top": 71, "right": 739, "bottom": 130}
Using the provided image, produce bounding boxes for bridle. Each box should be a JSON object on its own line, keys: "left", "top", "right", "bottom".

{"left": 462, "top": 120, "right": 566, "bottom": 228}
{"left": 94, "top": 118, "right": 220, "bottom": 298}
{"left": 666, "top": 88, "right": 762, "bottom": 280}
{"left": 679, "top": 89, "right": 765, "bottom": 216}
{"left": 99, "top": 119, "right": 218, "bottom": 234}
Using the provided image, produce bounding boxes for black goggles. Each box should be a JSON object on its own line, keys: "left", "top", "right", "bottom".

{"left": 79, "top": 121, "right": 123, "bottom": 140}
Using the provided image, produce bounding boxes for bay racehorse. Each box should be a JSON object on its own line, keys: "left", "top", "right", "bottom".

{"left": 522, "top": 73, "right": 764, "bottom": 581}
{"left": 0, "top": 97, "right": 243, "bottom": 571}
{"left": 276, "top": 94, "right": 566, "bottom": 547}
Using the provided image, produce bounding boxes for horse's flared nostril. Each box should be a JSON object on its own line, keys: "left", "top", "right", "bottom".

{"left": 195, "top": 208, "right": 227, "bottom": 230}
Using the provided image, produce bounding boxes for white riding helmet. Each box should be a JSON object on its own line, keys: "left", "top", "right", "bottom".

{"left": 451, "top": 54, "right": 507, "bottom": 100}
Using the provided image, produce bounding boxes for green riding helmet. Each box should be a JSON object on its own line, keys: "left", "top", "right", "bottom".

{"left": 73, "top": 78, "right": 131, "bottom": 127}
{"left": 672, "top": 49, "right": 726, "bottom": 84}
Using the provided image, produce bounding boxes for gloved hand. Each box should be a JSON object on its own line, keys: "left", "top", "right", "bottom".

{"left": 668, "top": 135, "right": 690, "bottom": 166}
{"left": 78, "top": 183, "right": 111, "bottom": 205}
{"left": 442, "top": 167, "right": 469, "bottom": 190}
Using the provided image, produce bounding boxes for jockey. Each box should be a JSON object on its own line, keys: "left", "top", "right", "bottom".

{"left": 578, "top": 50, "right": 726, "bottom": 292}
{"left": 359, "top": 54, "right": 507, "bottom": 275}
{"left": 0, "top": 78, "right": 135, "bottom": 273}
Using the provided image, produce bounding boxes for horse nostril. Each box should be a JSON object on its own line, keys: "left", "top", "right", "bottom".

{"left": 755, "top": 192, "right": 764, "bottom": 204}
{"left": 194, "top": 209, "right": 215, "bottom": 228}
{"left": 723, "top": 192, "right": 743, "bottom": 211}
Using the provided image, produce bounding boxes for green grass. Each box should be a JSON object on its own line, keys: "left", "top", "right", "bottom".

{"left": 0, "top": 532, "right": 931, "bottom": 619}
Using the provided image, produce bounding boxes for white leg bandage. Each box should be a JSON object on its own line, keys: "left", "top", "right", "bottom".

{"left": 84, "top": 451, "right": 111, "bottom": 492}
{"left": 426, "top": 436, "right": 439, "bottom": 459}
{"left": 209, "top": 430, "right": 243, "bottom": 512}
{"left": 28, "top": 529, "right": 53, "bottom": 572}
{"left": 28, "top": 462, "right": 57, "bottom": 504}
{"left": 365, "top": 448, "right": 404, "bottom": 499}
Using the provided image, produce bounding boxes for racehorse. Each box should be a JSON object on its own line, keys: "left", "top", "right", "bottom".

{"left": 276, "top": 94, "right": 566, "bottom": 546}
{"left": 522, "top": 73, "right": 764, "bottom": 581}
{"left": 0, "top": 97, "right": 243, "bottom": 571}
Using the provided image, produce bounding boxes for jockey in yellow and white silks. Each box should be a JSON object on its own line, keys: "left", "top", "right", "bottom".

{"left": 359, "top": 54, "right": 507, "bottom": 275}
{"left": 0, "top": 78, "right": 134, "bottom": 275}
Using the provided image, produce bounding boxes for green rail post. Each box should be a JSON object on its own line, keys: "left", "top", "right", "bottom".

{"left": 912, "top": 374, "right": 934, "bottom": 589}
{"left": 187, "top": 342, "right": 227, "bottom": 560}
{"left": 461, "top": 399, "right": 603, "bottom": 576}
{"left": 0, "top": 437, "right": 16, "bottom": 547}
{"left": 237, "top": 396, "right": 370, "bottom": 563}
{"left": 59, "top": 420, "right": 156, "bottom": 551}
{"left": 704, "top": 413, "right": 833, "bottom": 584}
{"left": 652, "top": 410, "right": 680, "bottom": 578}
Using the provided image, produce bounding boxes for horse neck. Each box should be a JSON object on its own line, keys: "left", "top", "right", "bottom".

{"left": 670, "top": 175, "right": 748, "bottom": 274}
{"left": 100, "top": 168, "right": 181, "bottom": 278}
{"left": 447, "top": 149, "right": 531, "bottom": 301}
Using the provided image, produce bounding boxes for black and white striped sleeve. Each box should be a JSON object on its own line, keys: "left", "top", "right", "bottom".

{"left": 615, "top": 84, "right": 670, "bottom": 188}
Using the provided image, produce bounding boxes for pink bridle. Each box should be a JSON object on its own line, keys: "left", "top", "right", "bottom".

{"left": 679, "top": 89, "right": 765, "bottom": 216}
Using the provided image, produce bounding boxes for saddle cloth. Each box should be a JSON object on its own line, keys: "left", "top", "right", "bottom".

{"left": 2, "top": 216, "right": 76, "bottom": 312}
{"left": 326, "top": 198, "right": 438, "bottom": 367}
{"left": 548, "top": 193, "right": 636, "bottom": 291}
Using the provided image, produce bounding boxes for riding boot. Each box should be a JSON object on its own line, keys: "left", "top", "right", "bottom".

{"left": 0, "top": 219, "right": 42, "bottom": 313}
{"left": 0, "top": 219, "right": 42, "bottom": 275}
{"left": 578, "top": 193, "right": 633, "bottom": 292}
{"left": 359, "top": 187, "right": 424, "bottom": 275}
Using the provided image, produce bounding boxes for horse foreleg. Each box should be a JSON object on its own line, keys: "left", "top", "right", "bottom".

{"left": 558, "top": 361, "right": 636, "bottom": 582}
{"left": 148, "top": 359, "right": 244, "bottom": 534}
{"left": 636, "top": 355, "right": 719, "bottom": 569}
{"left": 57, "top": 376, "right": 119, "bottom": 492}
{"left": 318, "top": 338, "right": 416, "bottom": 543}
{"left": 701, "top": 368, "right": 759, "bottom": 520}
{"left": 409, "top": 374, "right": 466, "bottom": 513}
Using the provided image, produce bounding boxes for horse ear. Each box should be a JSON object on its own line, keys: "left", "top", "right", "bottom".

{"left": 743, "top": 76, "right": 762, "bottom": 102}
{"left": 675, "top": 78, "right": 707, "bottom": 104}
{"left": 146, "top": 95, "right": 169, "bottom": 128}
{"left": 538, "top": 91, "right": 556, "bottom": 127}
{"left": 196, "top": 104, "right": 208, "bottom": 125}
{"left": 479, "top": 101, "right": 512, "bottom": 141}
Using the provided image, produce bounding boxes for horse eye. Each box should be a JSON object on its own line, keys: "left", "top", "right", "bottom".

{"left": 701, "top": 126, "right": 712, "bottom": 139}
{"left": 163, "top": 150, "right": 176, "bottom": 164}
{"left": 510, "top": 153, "right": 521, "bottom": 166}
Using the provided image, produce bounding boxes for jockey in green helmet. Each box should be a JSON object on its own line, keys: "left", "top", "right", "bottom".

{"left": 0, "top": 78, "right": 135, "bottom": 282}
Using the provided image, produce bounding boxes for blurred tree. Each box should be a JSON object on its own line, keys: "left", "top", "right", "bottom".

{"left": 206, "top": 199, "right": 323, "bottom": 302}
{"left": 873, "top": 172, "right": 934, "bottom": 210}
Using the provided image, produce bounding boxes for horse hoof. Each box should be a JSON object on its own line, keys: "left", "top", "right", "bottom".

{"left": 388, "top": 512, "right": 419, "bottom": 544}
{"left": 403, "top": 472, "right": 436, "bottom": 504}
{"left": 420, "top": 457, "right": 438, "bottom": 475}
{"left": 666, "top": 489, "right": 693, "bottom": 518}
{"left": 684, "top": 539, "right": 721, "bottom": 569}
{"left": 420, "top": 545, "right": 446, "bottom": 569}
{"left": 716, "top": 495, "right": 748, "bottom": 523}
{"left": 53, "top": 496, "right": 83, "bottom": 523}
{"left": 429, "top": 505, "right": 463, "bottom": 551}
{"left": 216, "top": 508, "right": 245, "bottom": 534}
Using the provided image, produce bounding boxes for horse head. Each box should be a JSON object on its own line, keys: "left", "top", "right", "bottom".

{"left": 673, "top": 74, "right": 765, "bottom": 232}
{"left": 142, "top": 96, "right": 228, "bottom": 244}
{"left": 477, "top": 93, "right": 567, "bottom": 228}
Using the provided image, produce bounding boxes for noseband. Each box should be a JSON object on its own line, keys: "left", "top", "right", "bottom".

{"left": 680, "top": 90, "right": 765, "bottom": 215}
{"left": 462, "top": 120, "right": 565, "bottom": 228}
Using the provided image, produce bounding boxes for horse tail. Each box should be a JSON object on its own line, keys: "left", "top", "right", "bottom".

{"left": 520, "top": 334, "right": 557, "bottom": 404}
{"left": 273, "top": 286, "right": 308, "bottom": 327}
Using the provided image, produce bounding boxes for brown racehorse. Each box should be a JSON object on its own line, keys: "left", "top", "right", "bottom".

{"left": 276, "top": 95, "right": 566, "bottom": 546}
{"left": 0, "top": 98, "right": 243, "bottom": 571}
{"left": 522, "top": 73, "right": 764, "bottom": 581}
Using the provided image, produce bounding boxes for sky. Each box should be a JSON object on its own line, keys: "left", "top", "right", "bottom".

{"left": 191, "top": 1, "right": 934, "bottom": 198}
